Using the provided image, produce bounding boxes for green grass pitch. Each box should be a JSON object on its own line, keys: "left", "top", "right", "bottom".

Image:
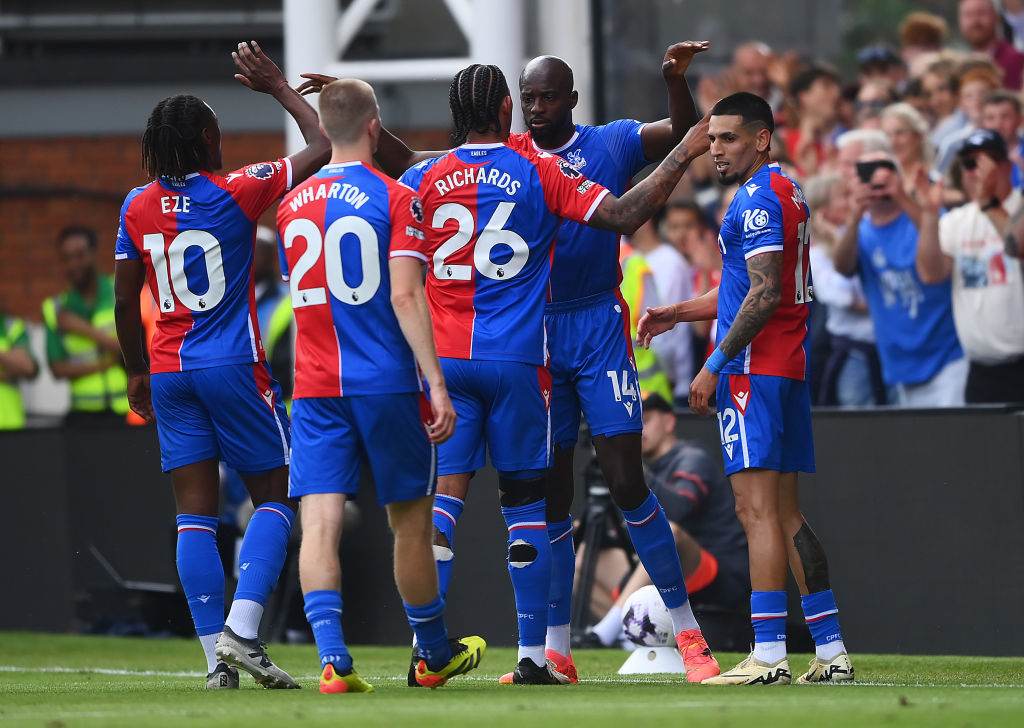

{"left": 1, "top": 632, "right": 1022, "bottom": 727}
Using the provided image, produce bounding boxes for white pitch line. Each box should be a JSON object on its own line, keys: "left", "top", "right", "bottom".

{"left": 2, "top": 666, "right": 1023, "bottom": 689}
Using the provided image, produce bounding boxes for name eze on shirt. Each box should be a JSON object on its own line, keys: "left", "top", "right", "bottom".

{"left": 160, "top": 195, "right": 191, "bottom": 214}
{"left": 287, "top": 181, "right": 370, "bottom": 213}
{"left": 433, "top": 164, "right": 522, "bottom": 197}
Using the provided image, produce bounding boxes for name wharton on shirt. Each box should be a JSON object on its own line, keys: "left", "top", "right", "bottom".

{"left": 288, "top": 181, "right": 370, "bottom": 212}
{"left": 433, "top": 165, "right": 522, "bottom": 197}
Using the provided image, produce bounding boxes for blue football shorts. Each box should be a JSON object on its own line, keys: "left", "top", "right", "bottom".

{"left": 438, "top": 358, "right": 552, "bottom": 477}
{"left": 288, "top": 392, "right": 437, "bottom": 505}
{"left": 715, "top": 372, "right": 815, "bottom": 476}
{"left": 546, "top": 290, "right": 643, "bottom": 448}
{"left": 151, "top": 361, "right": 290, "bottom": 474}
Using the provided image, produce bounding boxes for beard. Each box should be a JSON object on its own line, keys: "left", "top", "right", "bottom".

{"left": 718, "top": 169, "right": 741, "bottom": 185}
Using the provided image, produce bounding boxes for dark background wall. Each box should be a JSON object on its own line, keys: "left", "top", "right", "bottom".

{"left": 4, "top": 407, "right": 1023, "bottom": 656}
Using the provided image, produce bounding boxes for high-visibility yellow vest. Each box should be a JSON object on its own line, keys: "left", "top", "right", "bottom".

{"left": 264, "top": 295, "right": 294, "bottom": 413}
{"left": 42, "top": 280, "right": 129, "bottom": 415}
{"left": 618, "top": 251, "right": 674, "bottom": 402}
{"left": 0, "top": 315, "right": 29, "bottom": 429}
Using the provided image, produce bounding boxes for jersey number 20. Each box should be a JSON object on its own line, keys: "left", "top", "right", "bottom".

{"left": 282, "top": 217, "right": 381, "bottom": 307}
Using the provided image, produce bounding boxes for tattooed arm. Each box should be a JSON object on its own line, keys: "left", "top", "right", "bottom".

{"left": 717, "top": 252, "right": 783, "bottom": 359}
{"left": 1002, "top": 203, "right": 1024, "bottom": 258}
{"left": 687, "top": 252, "right": 782, "bottom": 416}
{"left": 588, "top": 111, "right": 711, "bottom": 234}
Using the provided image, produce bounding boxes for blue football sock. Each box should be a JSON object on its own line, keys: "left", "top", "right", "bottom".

{"left": 303, "top": 589, "right": 352, "bottom": 671}
{"left": 405, "top": 595, "right": 452, "bottom": 670}
{"left": 234, "top": 502, "right": 294, "bottom": 602}
{"left": 622, "top": 491, "right": 689, "bottom": 609}
{"left": 175, "top": 514, "right": 225, "bottom": 639}
{"left": 801, "top": 589, "right": 844, "bottom": 647}
{"left": 227, "top": 503, "right": 294, "bottom": 639}
{"left": 501, "top": 499, "right": 552, "bottom": 650}
{"left": 432, "top": 495, "right": 463, "bottom": 600}
{"left": 547, "top": 517, "right": 575, "bottom": 630}
{"left": 751, "top": 590, "right": 788, "bottom": 647}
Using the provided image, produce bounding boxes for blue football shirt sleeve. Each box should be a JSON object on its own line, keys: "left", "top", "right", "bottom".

{"left": 739, "top": 188, "right": 785, "bottom": 260}
{"left": 113, "top": 188, "right": 144, "bottom": 261}
{"left": 601, "top": 118, "right": 649, "bottom": 176}
{"left": 398, "top": 158, "right": 434, "bottom": 193}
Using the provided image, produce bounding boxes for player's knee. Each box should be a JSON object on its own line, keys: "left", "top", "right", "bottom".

{"left": 508, "top": 539, "right": 539, "bottom": 568}
{"left": 432, "top": 525, "right": 451, "bottom": 550}
{"left": 498, "top": 474, "right": 545, "bottom": 508}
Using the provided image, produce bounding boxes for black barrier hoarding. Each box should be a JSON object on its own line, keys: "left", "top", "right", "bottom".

{"left": 3, "top": 407, "right": 1023, "bottom": 655}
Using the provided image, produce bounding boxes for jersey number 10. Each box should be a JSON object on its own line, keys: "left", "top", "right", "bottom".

{"left": 143, "top": 231, "right": 226, "bottom": 313}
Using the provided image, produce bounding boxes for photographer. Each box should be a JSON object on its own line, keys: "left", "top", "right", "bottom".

{"left": 578, "top": 393, "right": 748, "bottom": 648}
{"left": 834, "top": 150, "right": 966, "bottom": 406}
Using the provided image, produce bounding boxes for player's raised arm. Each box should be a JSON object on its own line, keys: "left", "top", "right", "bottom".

{"left": 113, "top": 257, "right": 154, "bottom": 422}
{"left": 639, "top": 41, "right": 709, "bottom": 160}
{"left": 389, "top": 255, "right": 456, "bottom": 444}
{"left": 588, "top": 110, "right": 711, "bottom": 234}
{"left": 296, "top": 73, "right": 447, "bottom": 178}
{"left": 232, "top": 41, "right": 331, "bottom": 184}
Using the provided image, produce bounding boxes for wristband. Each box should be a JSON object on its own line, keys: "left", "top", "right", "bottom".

{"left": 705, "top": 347, "right": 729, "bottom": 374}
{"left": 981, "top": 197, "right": 1001, "bottom": 211}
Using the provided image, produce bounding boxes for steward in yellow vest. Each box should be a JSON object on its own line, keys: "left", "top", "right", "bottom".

{"left": 0, "top": 314, "right": 39, "bottom": 429}
{"left": 43, "top": 227, "right": 128, "bottom": 422}
{"left": 618, "top": 244, "right": 674, "bottom": 403}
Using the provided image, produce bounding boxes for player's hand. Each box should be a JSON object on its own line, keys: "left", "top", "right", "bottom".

{"left": 232, "top": 40, "right": 287, "bottom": 94}
{"left": 680, "top": 109, "right": 712, "bottom": 159}
{"left": 662, "top": 41, "right": 710, "bottom": 78}
{"left": 127, "top": 373, "right": 154, "bottom": 423}
{"left": 688, "top": 367, "right": 718, "bottom": 417}
{"left": 426, "top": 388, "right": 456, "bottom": 444}
{"left": 296, "top": 73, "right": 339, "bottom": 96}
{"left": 636, "top": 305, "right": 677, "bottom": 349}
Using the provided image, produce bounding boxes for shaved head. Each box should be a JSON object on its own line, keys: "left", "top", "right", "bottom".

{"left": 520, "top": 55, "right": 574, "bottom": 92}
{"left": 519, "top": 55, "right": 578, "bottom": 146}
{"left": 318, "top": 78, "right": 380, "bottom": 145}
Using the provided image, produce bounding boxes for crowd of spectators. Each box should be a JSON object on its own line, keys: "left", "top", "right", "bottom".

{"left": 633, "top": 0, "right": 1024, "bottom": 408}
{"left": 4, "top": 1, "right": 1024, "bottom": 430}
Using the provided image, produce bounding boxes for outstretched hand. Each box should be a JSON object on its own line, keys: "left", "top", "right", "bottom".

{"left": 636, "top": 305, "right": 677, "bottom": 349}
{"left": 662, "top": 41, "right": 710, "bottom": 78}
{"left": 295, "top": 73, "right": 340, "bottom": 96}
{"left": 232, "top": 40, "right": 287, "bottom": 94}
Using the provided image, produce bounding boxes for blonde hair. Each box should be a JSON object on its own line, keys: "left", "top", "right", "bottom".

{"left": 881, "top": 101, "right": 935, "bottom": 166}
{"left": 318, "top": 79, "right": 380, "bottom": 145}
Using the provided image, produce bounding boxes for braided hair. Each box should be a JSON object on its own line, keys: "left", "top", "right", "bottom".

{"left": 448, "top": 64, "right": 509, "bottom": 145}
{"left": 141, "top": 95, "right": 216, "bottom": 182}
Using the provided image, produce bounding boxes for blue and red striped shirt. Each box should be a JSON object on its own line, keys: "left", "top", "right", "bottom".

{"left": 400, "top": 143, "right": 610, "bottom": 366}
{"left": 716, "top": 163, "right": 812, "bottom": 380}
{"left": 115, "top": 159, "right": 292, "bottom": 373}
